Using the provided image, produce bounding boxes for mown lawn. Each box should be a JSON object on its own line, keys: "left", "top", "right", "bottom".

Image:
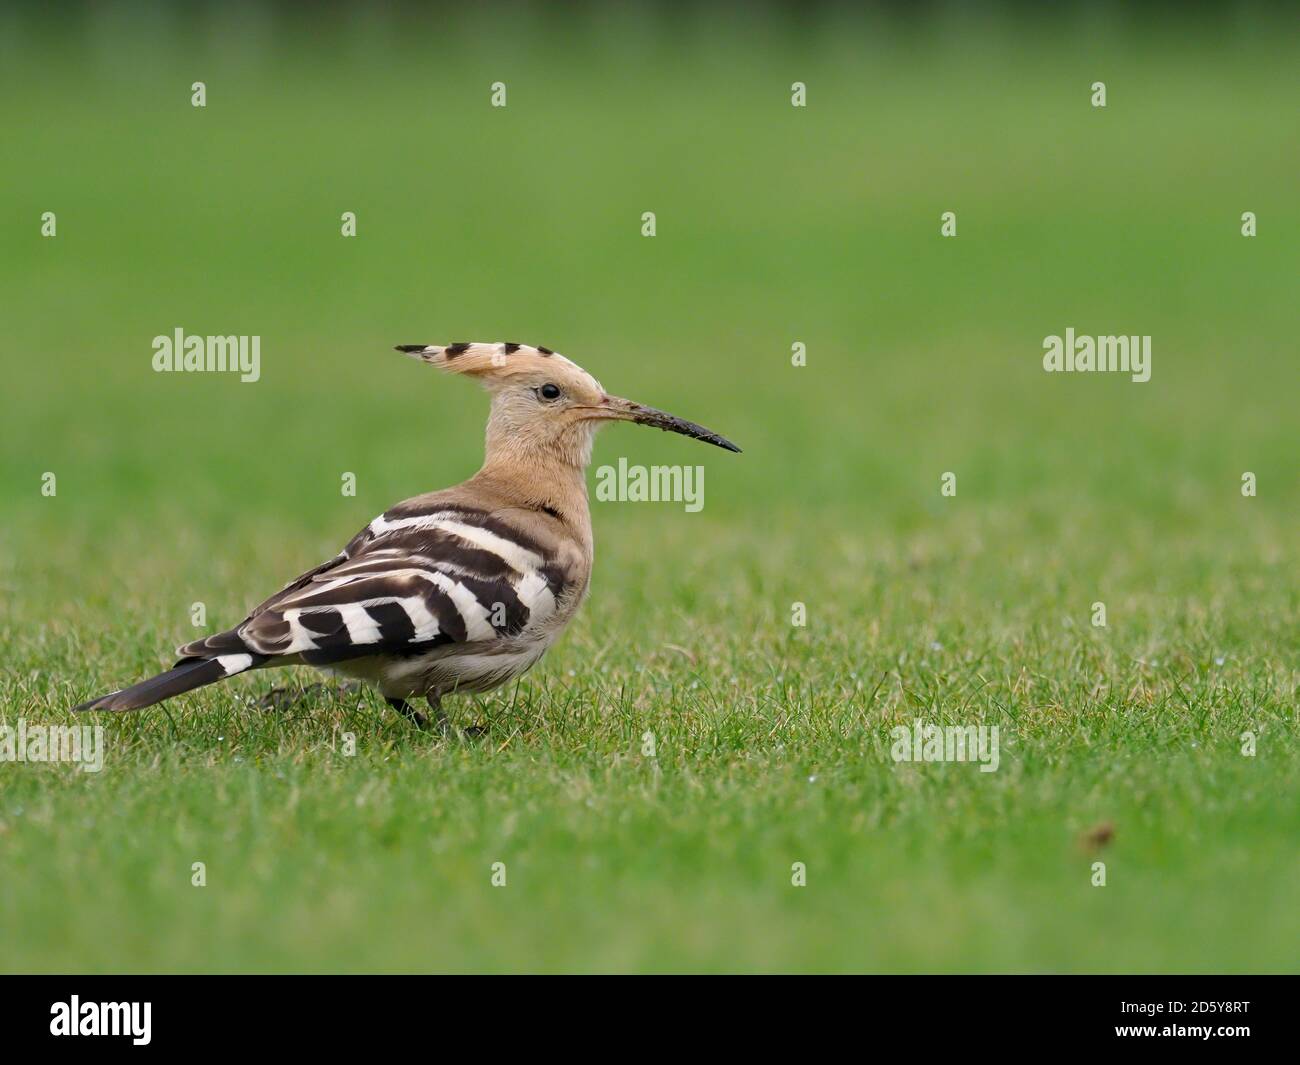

{"left": 1, "top": 8, "right": 1295, "bottom": 971}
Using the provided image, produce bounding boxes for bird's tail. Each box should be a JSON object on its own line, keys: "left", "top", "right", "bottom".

{"left": 72, "top": 653, "right": 266, "bottom": 713}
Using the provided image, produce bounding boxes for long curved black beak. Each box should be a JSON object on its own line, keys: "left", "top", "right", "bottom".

{"left": 593, "top": 395, "right": 741, "bottom": 453}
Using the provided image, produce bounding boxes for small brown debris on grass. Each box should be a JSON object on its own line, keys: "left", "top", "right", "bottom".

{"left": 1078, "top": 821, "right": 1115, "bottom": 852}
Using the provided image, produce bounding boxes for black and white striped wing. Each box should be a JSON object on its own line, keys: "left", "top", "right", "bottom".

{"left": 177, "top": 506, "right": 571, "bottom": 668}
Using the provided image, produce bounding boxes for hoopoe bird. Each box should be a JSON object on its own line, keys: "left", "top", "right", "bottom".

{"left": 74, "top": 343, "right": 740, "bottom": 727}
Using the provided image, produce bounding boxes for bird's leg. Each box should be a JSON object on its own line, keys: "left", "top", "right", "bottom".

{"left": 429, "top": 691, "right": 491, "bottom": 739}
{"left": 425, "top": 693, "right": 450, "bottom": 736}
{"left": 386, "top": 696, "right": 428, "bottom": 729}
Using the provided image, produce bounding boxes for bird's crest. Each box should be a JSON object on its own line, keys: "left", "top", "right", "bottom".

{"left": 396, "top": 342, "right": 575, "bottom": 378}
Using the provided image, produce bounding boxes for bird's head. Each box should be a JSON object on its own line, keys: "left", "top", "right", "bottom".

{"left": 396, "top": 342, "right": 741, "bottom": 468}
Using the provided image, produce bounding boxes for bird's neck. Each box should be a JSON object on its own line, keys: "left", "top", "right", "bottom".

{"left": 472, "top": 445, "right": 593, "bottom": 546}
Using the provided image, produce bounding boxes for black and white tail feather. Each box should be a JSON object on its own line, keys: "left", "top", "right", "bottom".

{"left": 73, "top": 654, "right": 268, "bottom": 713}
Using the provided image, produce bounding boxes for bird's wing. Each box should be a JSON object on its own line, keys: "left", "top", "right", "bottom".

{"left": 176, "top": 503, "right": 574, "bottom": 666}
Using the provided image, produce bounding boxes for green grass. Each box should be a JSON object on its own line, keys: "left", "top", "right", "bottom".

{"left": 1, "top": 7, "right": 1296, "bottom": 972}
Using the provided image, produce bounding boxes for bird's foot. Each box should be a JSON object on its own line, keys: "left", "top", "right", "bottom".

{"left": 385, "top": 695, "right": 486, "bottom": 738}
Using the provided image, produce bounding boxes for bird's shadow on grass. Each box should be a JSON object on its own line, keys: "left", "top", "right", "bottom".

{"left": 60, "top": 671, "right": 577, "bottom": 760}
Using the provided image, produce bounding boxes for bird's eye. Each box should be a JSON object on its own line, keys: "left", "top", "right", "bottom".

{"left": 538, "top": 383, "right": 562, "bottom": 401}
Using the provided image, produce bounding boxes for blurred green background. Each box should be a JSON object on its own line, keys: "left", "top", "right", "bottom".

{"left": 0, "top": 2, "right": 1296, "bottom": 972}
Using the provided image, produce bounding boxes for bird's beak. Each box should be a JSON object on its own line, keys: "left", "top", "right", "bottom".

{"left": 582, "top": 395, "right": 742, "bottom": 453}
